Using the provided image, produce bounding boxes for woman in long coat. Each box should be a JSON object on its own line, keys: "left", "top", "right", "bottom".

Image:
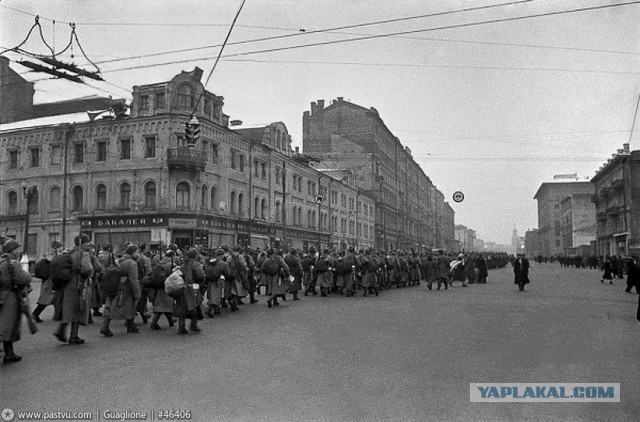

{"left": 0, "top": 241, "right": 32, "bottom": 363}
{"left": 101, "top": 245, "right": 141, "bottom": 336}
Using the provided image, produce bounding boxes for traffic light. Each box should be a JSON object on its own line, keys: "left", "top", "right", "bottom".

{"left": 189, "top": 116, "right": 200, "bottom": 144}
{"left": 184, "top": 121, "right": 193, "bottom": 144}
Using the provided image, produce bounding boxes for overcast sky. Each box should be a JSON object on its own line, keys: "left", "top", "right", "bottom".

{"left": 2, "top": 0, "right": 639, "bottom": 245}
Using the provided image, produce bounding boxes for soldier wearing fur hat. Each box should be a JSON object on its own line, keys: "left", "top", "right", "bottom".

{"left": 52, "top": 234, "right": 95, "bottom": 345}
{"left": 100, "top": 244, "right": 141, "bottom": 336}
{"left": 149, "top": 249, "right": 177, "bottom": 330}
{"left": 0, "top": 240, "right": 33, "bottom": 363}
{"left": 260, "top": 248, "right": 290, "bottom": 308}
{"left": 31, "top": 240, "right": 63, "bottom": 322}
{"left": 242, "top": 247, "right": 259, "bottom": 304}
{"left": 204, "top": 249, "right": 230, "bottom": 317}
{"left": 302, "top": 247, "right": 317, "bottom": 296}
{"left": 174, "top": 248, "right": 205, "bottom": 334}
{"left": 284, "top": 248, "right": 303, "bottom": 301}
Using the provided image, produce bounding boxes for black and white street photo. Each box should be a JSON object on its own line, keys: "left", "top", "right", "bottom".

{"left": 1, "top": 1, "right": 639, "bottom": 421}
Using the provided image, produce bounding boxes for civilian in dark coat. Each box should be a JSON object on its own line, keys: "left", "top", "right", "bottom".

{"left": 513, "top": 253, "right": 530, "bottom": 291}
{"left": 0, "top": 241, "right": 32, "bottom": 363}
{"left": 435, "top": 250, "right": 450, "bottom": 290}
{"left": 625, "top": 257, "right": 639, "bottom": 294}
{"left": 476, "top": 254, "right": 489, "bottom": 284}
{"left": 601, "top": 257, "right": 613, "bottom": 284}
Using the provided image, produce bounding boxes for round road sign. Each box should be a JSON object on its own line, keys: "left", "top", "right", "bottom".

{"left": 453, "top": 191, "right": 464, "bottom": 203}
{"left": 314, "top": 194, "right": 324, "bottom": 204}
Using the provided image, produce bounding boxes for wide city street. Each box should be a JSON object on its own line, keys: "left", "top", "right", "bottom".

{"left": 2, "top": 263, "right": 639, "bottom": 421}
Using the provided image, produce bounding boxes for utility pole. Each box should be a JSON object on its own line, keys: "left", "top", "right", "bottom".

{"left": 282, "top": 159, "right": 287, "bottom": 248}
{"left": 61, "top": 124, "right": 73, "bottom": 248}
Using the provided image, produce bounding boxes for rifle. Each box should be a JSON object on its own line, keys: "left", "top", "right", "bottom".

{"left": 7, "top": 259, "right": 38, "bottom": 334}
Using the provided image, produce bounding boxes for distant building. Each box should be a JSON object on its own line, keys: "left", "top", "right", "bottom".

{"left": 302, "top": 97, "right": 455, "bottom": 251}
{"left": 591, "top": 144, "right": 640, "bottom": 257}
{"left": 455, "top": 224, "right": 476, "bottom": 251}
{"left": 560, "top": 194, "right": 596, "bottom": 255}
{"left": 524, "top": 229, "right": 540, "bottom": 258}
{"left": 534, "top": 176, "right": 594, "bottom": 257}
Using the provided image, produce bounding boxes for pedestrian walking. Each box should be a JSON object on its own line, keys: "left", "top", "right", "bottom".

{"left": 435, "top": 250, "right": 450, "bottom": 290}
{"left": 601, "top": 256, "right": 613, "bottom": 284}
{"left": 148, "top": 250, "right": 177, "bottom": 330}
{"left": 625, "top": 256, "right": 640, "bottom": 294}
{"left": 513, "top": 253, "right": 530, "bottom": 291}
{"left": 450, "top": 254, "right": 468, "bottom": 287}
{"left": 204, "top": 249, "right": 230, "bottom": 317}
{"left": 476, "top": 254, "right": 488, "bottom": 284}
{"left": 174, "top": 248, "right": 205, "bottom": 334}
{"left": 32, "top": 241, "right": 63, "bottom": 322}
{"left": 0, "top": 240, "right": 33, "bottom": 363}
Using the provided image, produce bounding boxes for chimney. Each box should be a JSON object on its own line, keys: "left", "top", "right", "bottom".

{"left": 624, "top": 143, "right": 630, "bottom": 153}
{"left": 317, "top": 99, "right": 324, "bottom": 110}
{"left": 310, "top": 101, "right": 317, "bottom": 116}
{"left": 617, "top": 149, "right": 624, "bottom": 154}
{"left": 337, "top": 96, "right": 344, "bottom": 102}
{"left": 295, "top": 146, "right": 300, "bottom": 154}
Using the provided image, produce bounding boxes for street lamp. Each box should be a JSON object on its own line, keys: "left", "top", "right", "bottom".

{"left": 21, "top": 183, "right": 37, "bottom": 272}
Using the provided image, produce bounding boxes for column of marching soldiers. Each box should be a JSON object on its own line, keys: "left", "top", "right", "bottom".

{"left": 0, "top": 234, "right": 509, "bottom": 364}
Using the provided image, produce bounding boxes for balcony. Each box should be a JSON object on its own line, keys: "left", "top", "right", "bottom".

{"left": 167, "top": 148, "right": 206, "bottom": 172}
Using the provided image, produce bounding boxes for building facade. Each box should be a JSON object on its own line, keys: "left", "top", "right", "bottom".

{"left": 534, "top": 177, "right": 594, "bottom": 257}
{"left": 0, "top": 68, "right": 375, "bottom": 259}
{"left": 591, "top": 144, "right": 640, "bottom": 257}
{"left": 302, "top": 97, "right": 455, "bottom": 251}
{"left": 524, "top": 229, "right": 540, "bottom": 258}
{"left": 560, "top": 193, "right": 596, "bottom": 255}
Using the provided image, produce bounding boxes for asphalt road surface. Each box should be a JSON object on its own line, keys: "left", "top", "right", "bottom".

{"left": 2, "top": 263, "right": 639, "bottom": 421}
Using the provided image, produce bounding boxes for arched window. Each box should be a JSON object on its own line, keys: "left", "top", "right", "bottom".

{"left": 307, "top": 210, "right": 312, "bottom": 228}
{"left": 50, "top": 187, "right": 61, "bottom": 211}
{"left": 96, "top": 185, "right": 106, "bottom": 210}
{"left": 275, "top": 201, "right": 281, "bottom": 222}
{"left": 282, "top": 133, "right": 287, "bottom": 151}
{"left": 254, "top": 197, "right": 260, "bottom": 218}
{"left": 230, "top": 191, "right": 236, "bottom": 215}
{"left": 292, "top": 206, "right": 298, "bottom": 225}
{"left": 120, "top": 183, "right": 131, "bottom": 209}
{"left": 312, "top": 211, "right": 316, "bottom": 229}
{"left": 201, "top": 184, "right": 208, "bottom": 209}
{"left": 211, "top": 186, "right": 217, "bottom": 211}
{"left": 72, "top": 186, "right": 83, "bottom": 211}
{"left": 144, "top": 181, "right": 156, "bottom": 209}
{"left": 28, "top": 190, "right": 39, "bottom": 214}
{"left": 176, "top": 182, "right": 190, "bottom": 209}
{"left": 298, "top": 207, "right": 302, "bottom": 226}
{"left": 238, "top": 193, "right": 244, "bottom": 216}
{"left": 261, "top": 199, "right": 266, "bottom": 220}
{"left": 177, "top": 84, "right": 195, "bottom": 108}
{"left": 7, "top": 191, "right": 17, "bottom": 215}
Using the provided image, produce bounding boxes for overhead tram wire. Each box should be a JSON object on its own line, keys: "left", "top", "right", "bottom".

{"left": 97, "top": 0, "right": 640, "bottom": 75}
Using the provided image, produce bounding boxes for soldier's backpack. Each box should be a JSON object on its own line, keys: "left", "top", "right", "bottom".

{"left": 262, "top": 257, "right": 279, "bottom": 276}
{"left": 315, "top": 257, "right": 329, "bottom": 273}
{"left": 34, "top": 257, "right": 51, "bottom": 280}
{"left": 50, "top": 252, "right": 74, "bottom": 290}
{"left": 101, "top": 265, "right": 122, "bottom": 297}
{"left": 148, "top": 264, "right": 168, "bottom": 289}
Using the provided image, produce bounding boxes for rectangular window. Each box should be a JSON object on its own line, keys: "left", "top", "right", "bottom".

{"left": 155, "top": 93, "right": 165, "bottom": 108}
{"left": 120, "top": 139, "right": 131, "bottom": 160}
{"left": 140, "top": 95, "right": 149, "bottom": 110}
{"left": 239, "top": 154, "right": 245, "bottom": 172}
{"left": 145, "top": 136, "right": 156, "bottom": 158}
{"left": 261, "top": 163, "right": 267, "bottom": 179}
{"left": 30, "top": 147, "right": 40, "bottom": 167}
{"left": 51, "top": 145, "right": 62, "bottom": 166}
{"left": 96, "top": 141, "right": 107, "bottom": 162}
{"left": 204, "top": 99, "right": 212, "bottom": 116}
{"left": 254, "top": 161, "right": 260, "bottom": 177}
{"left": 211, "top": 143, "right": 219, "bottom": 164}
{"left": 231, "top": 151, "right": 237, "bottom": 170}
{"left": 73, "top": 143, "right": 84, "bottom": 164}
{"left": 276, "top": 167, "right": 282, "bottom": 185}
{"left": 8, "top": 150, "right": 18, "bottom": 169}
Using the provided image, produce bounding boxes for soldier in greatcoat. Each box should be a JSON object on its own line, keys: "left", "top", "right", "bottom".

{"left": 174, "top": 248, "right": 205, "bottom": 334}
{"left": 52, "top": 234, "right": 95, "bottom": 345}
{"left": 0, "top": 240, "right": 32, "bottom": 363}
{"left": 435, "top": 250, "right": 450, "bottom": 290}
{"left": 100, "top": 244, "right": 142, "bottom": 336}
{"left": 204, "top": 249, "right": 230, "bottom": 317}
{"left": 302, "top": 247, "right": 317, "bottom": 296}
{"left": 32, "top": 240, "right": 63, "bottom": 322}
{"left": 149, "top": 250, "right": 177, "bottom": 330}
{"left": 284, "top": 248, "right": 303, "bottom": 301}
{"left": 261, "top": 249, "right": 290, "bottom": 307}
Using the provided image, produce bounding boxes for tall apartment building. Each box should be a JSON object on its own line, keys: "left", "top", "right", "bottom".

{"left": 534, "top": 176, "right": 594, "bottom": 257}
{"left": 560, "top": 193, "right": 596, "bottom": 255}
{"left": 591, "top": 144, "right": 640, "bottom": 256}
{"left": 0, "top": 67, "right": 375, "bottom": 259}
{"left": 302, "top": 97, "right": 455, "bottom": 251}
